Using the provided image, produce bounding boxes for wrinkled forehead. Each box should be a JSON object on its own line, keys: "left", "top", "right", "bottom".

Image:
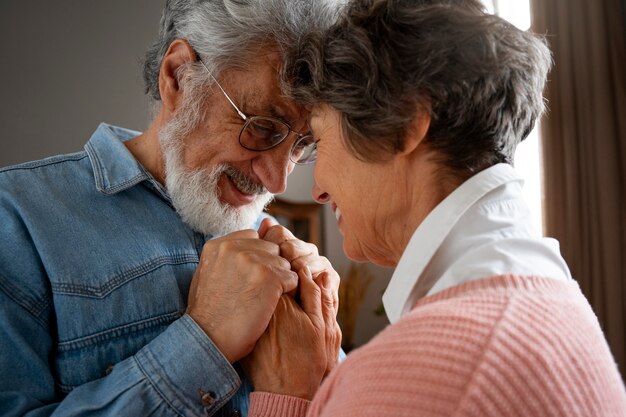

{"left": 238, "top": 48, "right": 311, "bottom": 128}
{"left": 310, "top": 103, "right": 337, "bottom": 125}
{"left": 308, "top": 103, "right": 342, "bottom": 138}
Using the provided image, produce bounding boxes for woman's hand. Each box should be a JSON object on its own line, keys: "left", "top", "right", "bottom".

{"left": 242, "top": 267, "right": 329, "bottom": 400}
{"left": 258, "top": 218, "right": 342, "bottom": 376}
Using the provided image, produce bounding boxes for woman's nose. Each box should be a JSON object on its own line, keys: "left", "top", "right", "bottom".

{"left": 312, "top": 182, "right": 330, "bottom": 204}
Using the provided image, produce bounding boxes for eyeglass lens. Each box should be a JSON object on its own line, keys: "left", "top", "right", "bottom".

{"left": 239, "top": 116, "right": 317, "bottom": 164}
{"left": 290, "top": 135, "right": 317, "bottom": 164}
{"left": 240, "top": 117, "right": 287, "bottom": 151}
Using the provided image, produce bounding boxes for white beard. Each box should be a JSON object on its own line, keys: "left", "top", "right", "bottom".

{"left": 158, "top": 112, "right": 273, "bottom": 237}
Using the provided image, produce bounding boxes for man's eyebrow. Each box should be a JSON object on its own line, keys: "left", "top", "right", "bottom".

{"left": 268, "top": 105, "right": 289, "bottom": 122}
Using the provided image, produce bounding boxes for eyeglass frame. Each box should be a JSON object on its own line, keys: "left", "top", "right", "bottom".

{"left": 196, "top": 57, "right": 318, "bottom": 165}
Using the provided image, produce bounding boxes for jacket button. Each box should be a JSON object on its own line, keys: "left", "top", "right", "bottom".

{"left": 200, "top": 391, "right": 216, "bottom": 406}
{"left": 104, "top": 364, "right": 114, "bottom": 376}
{"left": 231, "top": 410, "right": 241, "bottom": 417}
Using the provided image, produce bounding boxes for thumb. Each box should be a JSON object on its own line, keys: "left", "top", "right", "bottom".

{"left": 258, "top": 217, "right": 279, "bottom": 239}
{"left": 298, "top": 266, "right": 323, "bottom": 328}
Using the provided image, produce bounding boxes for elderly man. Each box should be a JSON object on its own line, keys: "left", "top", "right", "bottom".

{"left": 0, "top": 1, "right": 342, "bottom": 416}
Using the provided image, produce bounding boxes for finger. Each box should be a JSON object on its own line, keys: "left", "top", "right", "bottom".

{"left": 262, "top": 224, "right": 297, "bottom": 245}
{"left": 239, "top": 250, "right": 299, "bottom": 294}
{"left": 239, "top": 249, "right": 293, "bottom": 272}
{"left": 311, "top": 270, "right": 340, "bottom": 312}
{"left": 257, "top": 217, "right": 279, "bottom": 239}
{"left": 211, "top": 236, "right": 281, "bottom": 258}
{"left": 318, "top": 272, "right": 338, "bottom": 325}
{"left": 297, "top": 266, "right": 323, "bottom": 328}
{"left": 277, "top": 265, "right": 299, "bottom": 299}
{"left": 274, "top": 263, "right": 300, "bottom": 295}
{"left": 325, "top": 322, "right": 342, "bottom": 377}
{"left": 279, "top": 240, "right": 319, "bottom": 264}
{"left": 318, "top": 271, "right": 341, "bottom": 376}
{"left": 291, "top": 255, "right": 330, "bottom": 277}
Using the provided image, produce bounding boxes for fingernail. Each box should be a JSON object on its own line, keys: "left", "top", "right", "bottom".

{"left": 303, "top": 265, "right": 312, "bottom": 279}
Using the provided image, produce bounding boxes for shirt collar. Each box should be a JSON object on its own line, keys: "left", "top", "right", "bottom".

{"left": 382, "top": 163, "right": 521, "bottom": 323}
{"left": 85, "top": 123, "right": 167, "bottom": 197}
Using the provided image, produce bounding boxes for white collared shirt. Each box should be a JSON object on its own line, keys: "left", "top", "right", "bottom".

{"left": 383, "top": 163, "right": 572, "bottom": 324}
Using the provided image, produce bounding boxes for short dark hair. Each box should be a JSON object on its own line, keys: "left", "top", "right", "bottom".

{"left": 284, "top": 0, "right": 552, "bottom": 178}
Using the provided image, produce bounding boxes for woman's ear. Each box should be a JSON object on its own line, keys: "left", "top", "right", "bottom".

{"left": 400, "top": 106, "right": 431, "bottom": 155}
{"left": 158, "top": 39, "right": 197, "bottom": 112}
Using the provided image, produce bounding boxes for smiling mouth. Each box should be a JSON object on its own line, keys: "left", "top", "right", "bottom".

{"left": 224, "top": 166, "right": 266, "bottom": 196}
{"left": 332, "top": 203, "right": 342, "bottom": 222}
{"left": 226, "top": 173, "right": 252, "bottom": 195}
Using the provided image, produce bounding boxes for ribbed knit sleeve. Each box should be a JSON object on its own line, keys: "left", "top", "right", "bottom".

{"left": 248, "top": 392, "right": 309, "bottom": 417}
{"left": 252, "top": 275, "right": 626, "bottom": 417}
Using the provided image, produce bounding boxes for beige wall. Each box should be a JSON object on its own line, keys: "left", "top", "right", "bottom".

{"left": 0, "top": 1, "right": 163, "bottom": 167}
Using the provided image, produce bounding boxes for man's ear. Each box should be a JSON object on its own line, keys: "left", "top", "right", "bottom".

{"left": 159, "top": 39, "right": 197, "bottom": 112}
{"left": 400, "top": 106, "right": 431, "bottom": 156}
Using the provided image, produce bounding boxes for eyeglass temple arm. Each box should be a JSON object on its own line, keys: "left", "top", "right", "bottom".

{"left": 197, "top": 58, "right": 247, "bottom": 121}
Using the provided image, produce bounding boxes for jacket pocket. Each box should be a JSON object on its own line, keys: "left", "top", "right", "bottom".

{"left": 51, "top": 254, "right": 197, "bottom": 393}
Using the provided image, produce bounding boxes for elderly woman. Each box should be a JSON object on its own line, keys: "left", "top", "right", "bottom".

{"left": 245, "top": 0, "right": 626, "bottom": 416}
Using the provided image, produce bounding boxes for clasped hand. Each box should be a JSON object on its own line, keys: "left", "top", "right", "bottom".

{"left": 186, "top": 218, "right": 341, "bottom": 399}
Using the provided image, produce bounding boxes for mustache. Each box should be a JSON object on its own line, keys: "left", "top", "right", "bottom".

{"left": 223, "top": 165, "right": 267, "bottom": 196}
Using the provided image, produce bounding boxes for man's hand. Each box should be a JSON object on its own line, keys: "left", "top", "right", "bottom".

{"left": 186, "top": 229, "right": 298, "bottom": 364}
{"left": 258, "top": 218, "right": 342, "bottom": 375}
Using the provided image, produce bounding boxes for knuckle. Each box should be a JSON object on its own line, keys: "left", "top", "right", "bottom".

{"left": 291, "top": 258, "right": 306, "bottom": 272}
{"left": 219, "top": 239, "right": 240, "bottom": 253}
{"left": 201, "top": 240, "right": 214, "bottom": 251}
{"left": 306, "top": 243, "right": 320, "bottom": 255}
{"left": 278, "top": 240, "right": 297, "bottom": 258}
{"left": 278, "top": 257, "right": 292, "bottom": 270}
{"left": 265, "top": 225, "right": 290, "bottom": 242}
{"left": 319, "top": 256, "right": 339, "bottom": 266}
{"left": 236, "top": 250, "right": 261, "bottom": 267}
{"left": 259, "top": 260, "right": 293, "bottom": 281}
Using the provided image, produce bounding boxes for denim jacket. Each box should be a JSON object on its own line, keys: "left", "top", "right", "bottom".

{"left": 0, "top": 123, "right": 269, "bottom": 417}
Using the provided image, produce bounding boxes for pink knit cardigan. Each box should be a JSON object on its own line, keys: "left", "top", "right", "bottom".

{"left": 249, "top": 275, "right": 626, "bottom": 417}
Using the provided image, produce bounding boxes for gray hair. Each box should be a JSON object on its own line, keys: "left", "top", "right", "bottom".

{"left": 285, "top": 0, "right": 553, "bottom": 178}
{"left": 143, "top": 0, "right": 345, "bottom": 101}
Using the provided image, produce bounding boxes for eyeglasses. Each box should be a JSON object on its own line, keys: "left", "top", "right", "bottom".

{"left": 198, "top": 58, "right": 318, "bottom": 165}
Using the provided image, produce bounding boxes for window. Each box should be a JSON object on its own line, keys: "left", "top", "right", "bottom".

{"left": 481, "top": 0, "right": 544, "bottom": 235}
{"left": 481, "top": 0, "right": 531, "bottom": 30}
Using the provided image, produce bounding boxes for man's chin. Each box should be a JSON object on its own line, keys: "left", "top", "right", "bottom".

{"left": 222, "top": 191, "right": 274, "bottom": 210}
{"left": 181, "top": 192, "right": 273, "bottom": 237}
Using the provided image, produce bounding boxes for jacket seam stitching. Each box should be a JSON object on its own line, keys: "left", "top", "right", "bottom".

{"left": 50, "top": 254, "right": 199, "bottom": 298}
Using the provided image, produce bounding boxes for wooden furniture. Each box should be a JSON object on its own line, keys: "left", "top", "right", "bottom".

{"left": 265, "top": 198, "right": 324, "bottom": 253}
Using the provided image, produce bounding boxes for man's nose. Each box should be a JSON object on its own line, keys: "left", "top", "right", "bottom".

{"left": 252, "top": 143, "right": 295, "bottom": 194}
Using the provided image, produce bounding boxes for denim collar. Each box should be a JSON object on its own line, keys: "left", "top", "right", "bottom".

{"left": 85, "top": 123, "right": 169, "bottom": 200}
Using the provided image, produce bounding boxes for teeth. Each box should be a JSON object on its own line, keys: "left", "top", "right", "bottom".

{"left": 229, "top": 176, "right": 245, "bottom": 193}
{"left": 334, "top": 207, "right": 342, "bottom": 221}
